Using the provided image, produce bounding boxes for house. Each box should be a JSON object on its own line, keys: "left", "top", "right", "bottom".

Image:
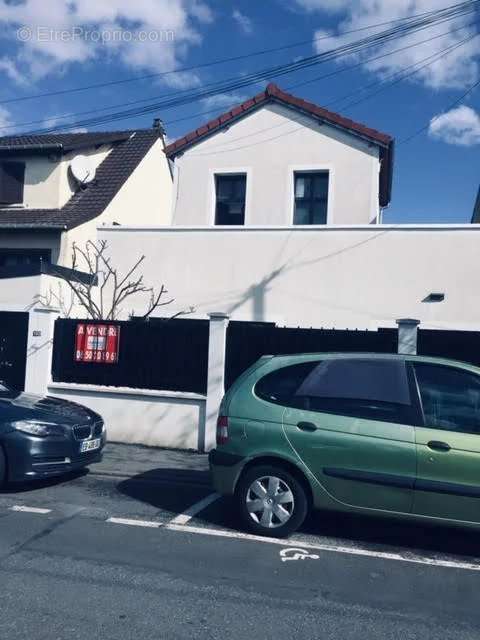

{"left": 166, "top": 83, "right": 394, "bottom": 226}
{"left": 96, "top": 83, "right": 480, "bottom": 334}
{"left": 0, "top": 126, "right": 173, "bottom": 269}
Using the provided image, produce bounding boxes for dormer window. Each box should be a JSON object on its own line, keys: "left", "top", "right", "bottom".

{"left": 0, "top": 161, "right": 25, "bottom": 205}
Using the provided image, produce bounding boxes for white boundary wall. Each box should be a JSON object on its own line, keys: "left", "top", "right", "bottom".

{"left": 48, "top": 383, "right": 206, "bottom": 450}
{"left": 98, "top": 224, "right": 480, "bottom": 331}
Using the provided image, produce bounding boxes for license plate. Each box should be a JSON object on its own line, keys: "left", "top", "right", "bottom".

{"left": 80, "top": 438, "right": 101, "bottom": 453}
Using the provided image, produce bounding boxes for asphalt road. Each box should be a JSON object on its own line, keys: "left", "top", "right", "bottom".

{"left": 0, "top": 443, "right": 479, "bottom": 640}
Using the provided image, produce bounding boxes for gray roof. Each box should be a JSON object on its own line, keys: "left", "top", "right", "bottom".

{"left": 0, "top": 129, "right": 161, "bottom": 231}
{"left": 0, "top": 131, "right": 133, "bottom": 154}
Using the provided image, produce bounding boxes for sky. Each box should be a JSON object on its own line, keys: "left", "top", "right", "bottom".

{"left": 0, "top": 0, "right": 478, "bottom": 224}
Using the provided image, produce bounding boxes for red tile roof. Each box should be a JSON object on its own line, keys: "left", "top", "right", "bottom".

{"left": 165, "top": 83, "right": 394, "bottom": 207}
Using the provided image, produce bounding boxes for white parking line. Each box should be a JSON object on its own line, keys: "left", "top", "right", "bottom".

{"left": 165, "top": 523, "right": 480, "bottom": 573}
{"left": 7, "top": 503, "right": 480, "bottom": 573}
{"left": 10, "top": 505, "right": 52, "bottom": 515}
{"left": 169, "top": 493, "right": 221, "bottom": 526}
{"left": 107, "top": 517, "right": 162, "bottom": 528}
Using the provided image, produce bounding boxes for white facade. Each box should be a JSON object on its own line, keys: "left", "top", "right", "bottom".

{"left": 171, "top": 103, "right": 382, "bottom": 227}
{"left": 17, "top": 145, "right": 111, "bottom": 210}
{"left": 98, "top": 225, "right": 480, "bottom": 331}
{"left": 58, "top": 137, "right": 173, "bottom": 268}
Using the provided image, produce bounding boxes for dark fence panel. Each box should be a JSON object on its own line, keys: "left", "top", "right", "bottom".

{"left": 52, "top": 317, "right": 209, "bottom": 394}
{"left": 418, "top": 329, "right": 480, "bottom": 367}
{"left": 225, "top": 321, "right": 397, "bottom": 389}
{"left": 0, "top": 311, "right": 29, "bottom": 391}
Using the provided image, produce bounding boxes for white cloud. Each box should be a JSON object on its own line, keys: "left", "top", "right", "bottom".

{"left": 294, "top": 0, "right": 480, "bottom": 90}
{"left": 428, "top": 105, "right": 480, "bottom": 146}
{"left": 201, "top": 92, "right": 248, "bottom": 109}
{"left": 0, "top": 0, "right": 213, "bottom": 88}
{"left": 232, "top": 9, "right": 253, "bottom": 35}
{"left": 293, "top": 0, "right": 350, "bottom": 12}
{"left": 0, "top": 106, "right": 12, "bottom": 129}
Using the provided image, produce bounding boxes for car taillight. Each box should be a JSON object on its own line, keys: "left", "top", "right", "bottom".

{"left": 216, "top": 415, "right": 229, "bottom": 445}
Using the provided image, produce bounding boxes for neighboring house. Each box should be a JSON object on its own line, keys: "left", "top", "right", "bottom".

{"left": 166, "top": 83, "right": 394, "bottom": 226}
{"left": 0, "top": 126, "right": 173, "bottom": 268}
{"left": 472, "top": 186, "right": 480, "bottom": 223}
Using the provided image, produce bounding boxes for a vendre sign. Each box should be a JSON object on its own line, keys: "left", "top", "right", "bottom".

{"left": 75, "top": 323, "right": 120, "bottom": 364}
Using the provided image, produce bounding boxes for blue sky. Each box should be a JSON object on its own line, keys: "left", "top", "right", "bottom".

{"left": 0, "top": 0, "right": 478, "bottom": 223}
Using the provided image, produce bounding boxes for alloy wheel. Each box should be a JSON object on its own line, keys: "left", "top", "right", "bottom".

{"left": 245, "top": 475, "right": 295, "bottom": 529}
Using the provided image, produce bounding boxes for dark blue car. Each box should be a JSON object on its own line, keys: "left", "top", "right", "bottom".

{"left": 0, "top": 382, "right": 106, "bottom": 484}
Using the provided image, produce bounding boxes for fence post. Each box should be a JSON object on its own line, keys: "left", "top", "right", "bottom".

{"left": 203, "top": 312, "right": 230, "bottom": 452}
{"left": 396, "top": 318, "right": 420, "bottom": 355}
{"left": 24, "top": 305, "right": 59, "bottom": 395}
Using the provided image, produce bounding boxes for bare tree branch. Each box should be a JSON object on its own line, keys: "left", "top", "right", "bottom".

{"left": 53, "top": 240, "right": 174, "bottom": 320}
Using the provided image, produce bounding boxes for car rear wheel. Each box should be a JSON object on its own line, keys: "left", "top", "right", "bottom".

{"left": 236, "top": 465, "right": 308, "bottom": 538}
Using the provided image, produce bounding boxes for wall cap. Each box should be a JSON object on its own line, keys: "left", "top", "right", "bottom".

{"left": 208, "top": 312, "right": 230, "bottom": 320}
{"left": 48, "top": 382, "right": 206, "bottom": 402}
{"left": 396, "top": 318, "right": 421, "bottom": 326}
{"left": 99, "top": 224, "right": 480, "bottom": 233}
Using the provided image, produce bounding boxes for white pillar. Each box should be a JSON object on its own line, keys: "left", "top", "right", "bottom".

{"left": 396, "top": 318, "right": 420, "bottom": 356}
{"left": 203, "top": 312, "right": 230, "bottom": 452}
{"left": 24, "top": 306, "right": 59, "bottom": 396}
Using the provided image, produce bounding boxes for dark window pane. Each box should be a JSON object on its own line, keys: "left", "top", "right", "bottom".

{"left": 0, "top": 162, "right": 25, "bottom": 205}
{"left": 313, "top": 174, "right": 329, "bottom": 198}
{"left": 0, "top": 250, "right": 51, "bottom": 268}
{"left": 414, "top": 364, "right": 480, "bottom": 434}
{"left": 255, "top": 362, "right": 320, "bottom": 406}
{"left": 215, "top": 174, "right": 246, "bottom": 225}
{"left": 294, "top": 171, "right": 329, "bottom": 225}
{"left": 296, "top": 359, "right": 411, "bottom": 405}
{"left": 311, "top": 201, "right": 328, "bottom": 224}
{"left": 216, "top": 179, "right": 232, "bottom": 200}
{"left": 254, "top": 358, "right": 415, "bottom": 424}
{"left": 295, "top": 358, "right": 415, "bottom": 424}
{"left": 293, "top": 203, "right": 310, "bottom": 225}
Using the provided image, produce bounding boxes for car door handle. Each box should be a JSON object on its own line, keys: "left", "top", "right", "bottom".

{"left": 297, "top": 421, "right": 318, "bottom": 432}
{"left": 427, "top": 440, "right": 451, "bottom": 452}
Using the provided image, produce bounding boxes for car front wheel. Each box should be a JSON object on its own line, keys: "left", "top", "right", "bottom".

{"left": 236, "top": 464, "right": 308, "bottom": 538}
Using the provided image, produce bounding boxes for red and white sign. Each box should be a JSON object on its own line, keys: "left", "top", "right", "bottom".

{"left": 75, "top": 323, "right": 120, "bottom": 364}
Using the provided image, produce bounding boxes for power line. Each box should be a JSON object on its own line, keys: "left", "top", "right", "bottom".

{"left": 167, "top": 35, "right": 477, "bottom": 157}
{"left": 2, "top": 19, "right": 475, "bottom": 134}
{"left": 18, "top": 2, "right": 479, "bottom": 135}
{"left": 0, "top": 0, "right": 477, "bottom": 106}
{"left": 329, "top": 33, "right": 478, "bottom": 112}
{"left": 399, "top": 75, "right": 480, "bottom": 144}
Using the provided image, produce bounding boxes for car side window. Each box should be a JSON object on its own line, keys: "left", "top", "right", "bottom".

{"left": 255, "top": 362, "right": 320, "bottom": 407}
{"left": 414, "top": 363, "right": 480, "bottom": 434}
{"left": 255, "top": 358, "right": 416, "bottom": 425}
{"left": 294, "top": 358, "right": 415, "bottom": 425}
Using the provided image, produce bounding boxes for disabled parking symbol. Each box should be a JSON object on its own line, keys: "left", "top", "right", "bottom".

{"left": 280, "top": 547, "right": 320, "bottom": 562}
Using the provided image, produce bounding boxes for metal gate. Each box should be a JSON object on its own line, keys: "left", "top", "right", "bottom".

{"left": 0, "top": 311, "right": 29, "bottom": 391}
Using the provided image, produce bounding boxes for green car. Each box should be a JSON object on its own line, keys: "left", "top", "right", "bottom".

{"left": 209, "top": 353, "right": 480, "bottom": 537}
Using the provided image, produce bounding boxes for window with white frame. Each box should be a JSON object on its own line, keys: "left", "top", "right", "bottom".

{"left": 293, "top": 171, "right": 329, "bottom": 225}
{"left": 214, "top": 174, "right": 246, "bottom": 225}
